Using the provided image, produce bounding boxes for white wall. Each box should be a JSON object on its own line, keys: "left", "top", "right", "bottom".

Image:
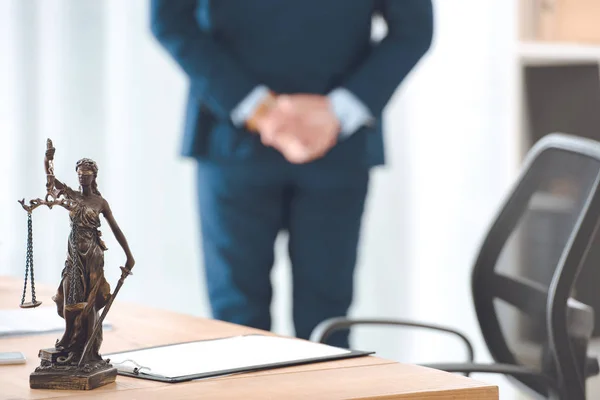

{"left": 381, "top": 1, "right": 520, "bottom": 398}
{"left": 0, "top": 1, "right": 522, "bottom": 398}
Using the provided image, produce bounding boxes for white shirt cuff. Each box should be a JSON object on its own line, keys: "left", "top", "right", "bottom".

{"left": 230, "top": 85, "right": 271, "bottom": 127}
{"left": 328, "top": 88, "right": 374, "bottom": 139}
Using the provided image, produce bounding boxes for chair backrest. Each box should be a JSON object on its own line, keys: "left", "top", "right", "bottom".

{"left": 471, "top": 133, "right": 600, "bottom": 399}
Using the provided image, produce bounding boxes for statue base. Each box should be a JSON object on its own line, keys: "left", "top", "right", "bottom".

{"left": 30, "top": 348, "right": 117, "bottom": 390}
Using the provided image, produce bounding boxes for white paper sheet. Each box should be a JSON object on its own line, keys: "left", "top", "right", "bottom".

{"left": 0, "top": 306, "right": 111, "bottom": 337}
{"left": 107, "top": 335, "right": 352, "bottom": 379}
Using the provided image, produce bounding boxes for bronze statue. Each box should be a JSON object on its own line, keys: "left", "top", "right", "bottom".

{"left": 18, "top": 139, "right": 135, "bottom": 390}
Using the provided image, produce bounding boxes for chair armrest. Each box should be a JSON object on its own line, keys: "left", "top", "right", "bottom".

{"left": 423, "top": 362, "right": 560, "bottom": 396}
{"left": 310, "top": 317, "right": 474, "bottom": 362}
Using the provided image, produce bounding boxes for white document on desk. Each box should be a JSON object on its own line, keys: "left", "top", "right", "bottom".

{"left": 0, "top": 306, "right": 111, "bottom": 337}
{"left": 107, "top": 334, "right": 362, "bottom": 381}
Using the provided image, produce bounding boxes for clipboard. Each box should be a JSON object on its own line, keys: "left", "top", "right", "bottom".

{"left": 105, "top": 334, "right": 374, "bottom": 383}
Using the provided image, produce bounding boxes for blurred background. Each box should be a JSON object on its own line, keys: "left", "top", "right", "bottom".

{"left": 3, "top": 1, "right": 600, "bottom": 398}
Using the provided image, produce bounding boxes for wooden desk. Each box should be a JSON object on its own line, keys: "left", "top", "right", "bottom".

{"left": 0, "top": 277, "right": 498, "bottom": 399}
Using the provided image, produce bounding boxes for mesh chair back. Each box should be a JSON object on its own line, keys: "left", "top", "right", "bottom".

{"left": 472, "top": 133, "right": 600, "bottom": 398}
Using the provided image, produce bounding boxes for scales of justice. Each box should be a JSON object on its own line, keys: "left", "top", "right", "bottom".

{"left": 18, "top": 138, "right": 135, "bottom": 390}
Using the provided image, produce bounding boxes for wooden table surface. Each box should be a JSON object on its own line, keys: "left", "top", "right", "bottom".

{"left": 0, "top": 276, "right": 498, "bottom": 399}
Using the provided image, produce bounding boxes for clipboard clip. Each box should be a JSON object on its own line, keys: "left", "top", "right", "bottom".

{"left": 109, "top": 358, "right": 151, "bottom": 375}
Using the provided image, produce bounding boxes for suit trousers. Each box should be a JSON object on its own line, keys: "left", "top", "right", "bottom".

{"left": 196, "top": 158, "right": 369, "bottom": 348}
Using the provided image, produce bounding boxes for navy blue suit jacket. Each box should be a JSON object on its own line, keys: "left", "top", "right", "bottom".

{"left": 150, "top": 0, "right": 433, "bottom": 167}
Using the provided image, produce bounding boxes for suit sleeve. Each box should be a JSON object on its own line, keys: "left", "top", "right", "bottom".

{"left": 342, "top": 0, "right": 434, "bottom": 117}
{"left": 150, "top": 0, "right": 260, "bottom": 119}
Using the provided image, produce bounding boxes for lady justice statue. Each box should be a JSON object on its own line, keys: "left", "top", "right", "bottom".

{"left": 18, "top": 139, "right": 135, "bottom": 390}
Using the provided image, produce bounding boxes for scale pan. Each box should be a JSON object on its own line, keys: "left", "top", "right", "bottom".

{"left": 20, "top": 301, "right": 42, "bottom": 309}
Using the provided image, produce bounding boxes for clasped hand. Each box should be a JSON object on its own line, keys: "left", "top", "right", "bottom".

{"left": 255, "top": 94, "right": 341, "bottom": 164}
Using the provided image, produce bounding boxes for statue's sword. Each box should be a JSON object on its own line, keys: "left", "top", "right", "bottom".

{"left": 78, "top": 266, "right": 132, "bottom": 368}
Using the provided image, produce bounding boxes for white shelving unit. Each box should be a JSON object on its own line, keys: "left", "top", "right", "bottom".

{"left": 519, "top": 41, "right": 600, "bottom": 66}
{"left": 515, "top": 39, "right": 600, "bottom": 160}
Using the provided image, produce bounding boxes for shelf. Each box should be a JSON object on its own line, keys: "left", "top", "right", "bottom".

{"left": 519, "top": 41, "right": 600, "bottom": 67}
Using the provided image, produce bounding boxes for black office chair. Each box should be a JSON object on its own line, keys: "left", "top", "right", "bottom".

{"left": 311, "top": 133, "right": 600, "bottom": 399}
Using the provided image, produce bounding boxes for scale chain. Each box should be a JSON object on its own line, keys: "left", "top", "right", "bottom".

{"left": 29, "top": 211, "right": 37, "bottom": 304}
{"left": 21, "top": 213, "right": 34, "bottom": 305}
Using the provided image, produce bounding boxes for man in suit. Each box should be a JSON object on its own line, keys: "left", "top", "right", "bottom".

{"left": 150, "top": 0, "right": 433, "bottom": 348}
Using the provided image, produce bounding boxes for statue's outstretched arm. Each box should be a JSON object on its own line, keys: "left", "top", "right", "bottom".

{"left": 18, "top": 139, "right": 75, "bottom": 213}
